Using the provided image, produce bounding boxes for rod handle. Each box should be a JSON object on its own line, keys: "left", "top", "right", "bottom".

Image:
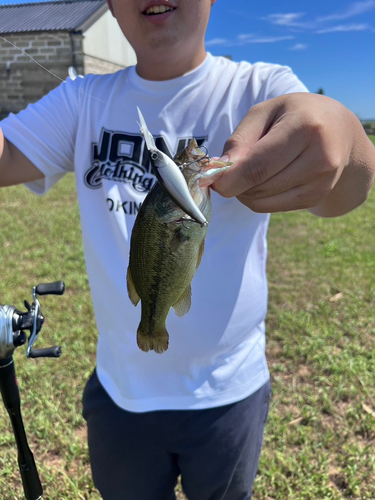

{"left": 19, "top": 451, "right": 43, "bottom": 500}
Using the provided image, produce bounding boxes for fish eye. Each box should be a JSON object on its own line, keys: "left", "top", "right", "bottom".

{"left": 151, "top": 152, "right": 159, "bottom": 161}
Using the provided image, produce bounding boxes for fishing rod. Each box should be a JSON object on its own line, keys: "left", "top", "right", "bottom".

{"left": 0, "top": 281, "right": 65, "bottom": 500}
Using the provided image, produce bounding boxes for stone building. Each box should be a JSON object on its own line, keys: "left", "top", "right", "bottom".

{"left": 0, "top": 0, "right": 137, "bottom": 119}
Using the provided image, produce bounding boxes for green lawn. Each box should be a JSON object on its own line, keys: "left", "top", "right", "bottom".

{"left": 0, "top": 168, "right": 374, "bottom": 499}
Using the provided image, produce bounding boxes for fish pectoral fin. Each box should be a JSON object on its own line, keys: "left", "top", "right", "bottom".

{"left": 172, "top": 285, "right": 192, "bottom": 318}
{"left": 127, "top": 267, "right": 141, "bottom": 306}
{"left": 196, "top": 239, "right": 205, "bottom": 269}
{"left": 170, "top": 226, "right": 190, "bottom": 252}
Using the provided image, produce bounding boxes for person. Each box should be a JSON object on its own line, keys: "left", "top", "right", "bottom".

{"left": 0, "top": 1, "right": 374, "bottom": 499}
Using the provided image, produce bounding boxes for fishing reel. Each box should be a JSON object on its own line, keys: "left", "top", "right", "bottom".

{"left": 0, "top": 281, "right": 65, "bottom": 500}
{"left": 0, "top": 281, "right": 65, "bottom": 360}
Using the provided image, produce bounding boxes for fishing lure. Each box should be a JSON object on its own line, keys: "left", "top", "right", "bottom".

{"left": 137, "top": 107, "right": 208, "bottom": 226}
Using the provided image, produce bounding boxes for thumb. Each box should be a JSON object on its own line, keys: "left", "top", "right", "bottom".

{"left": 220, "top": 99, "right": 278, "bottom": 163}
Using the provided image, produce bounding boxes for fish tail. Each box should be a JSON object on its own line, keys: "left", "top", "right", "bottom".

{"left": 137, "top": 324, "right": 169, "bottom": 354}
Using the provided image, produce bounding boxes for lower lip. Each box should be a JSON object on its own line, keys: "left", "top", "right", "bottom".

{"left": 143, "top": 10, "right": 175, "bottom": 25}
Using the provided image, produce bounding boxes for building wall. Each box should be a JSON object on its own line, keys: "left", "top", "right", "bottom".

{"left": 0, "top": 31, "right": 83, "bottom": 118}
{"left": 83, "top": 54, "right": 125, "bottom": 75}
{"left": 0, "top": 16, "right": 137, "bottom": 120}
{"left": 82, "top": 10, "right": 137, "bottom": 73}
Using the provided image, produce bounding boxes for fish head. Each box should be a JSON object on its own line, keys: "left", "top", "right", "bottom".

{"left": 174, "top": 139, "right": 232, "bottom": 188}
{"left": 174, "top": 139, "right": 208, "bottom": 165}
{"left": 174, "top": 140, "right": 210, "bottom": 181}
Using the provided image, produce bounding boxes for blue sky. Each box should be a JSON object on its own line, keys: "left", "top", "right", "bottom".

{"left": 1, "top": 0, "right": 374, "bottom": 118}
{"left": 206, "top": 0, "right": 375, "bottom": 119}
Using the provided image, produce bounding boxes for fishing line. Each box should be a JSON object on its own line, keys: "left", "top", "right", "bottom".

{"left": 0, "top": 35, "right": 65, "bottom": 83}
{"left": 0, "top": 35, "right": 155, "bottom": 178}
{"left": 0, "top": 36, "right": 213, "bottom": 166}
{"left": 0, "top": 35, "right": 119, "bottom": 107}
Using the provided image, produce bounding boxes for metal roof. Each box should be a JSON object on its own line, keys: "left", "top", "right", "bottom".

{"left": 0, "top": 1, "right": 108, "bottom": 34}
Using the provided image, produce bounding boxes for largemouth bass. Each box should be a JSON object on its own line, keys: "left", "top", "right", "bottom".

{"left": 127, "top": 140, "right": 230, "bottom": 353}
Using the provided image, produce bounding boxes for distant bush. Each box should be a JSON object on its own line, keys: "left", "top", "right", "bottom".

{"left": 362, "top": 122, "right": 375, "bottom": 135}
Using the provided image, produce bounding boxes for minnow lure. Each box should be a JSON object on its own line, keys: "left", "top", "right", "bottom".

{"left": 137, "top": 107, "right": 208, "bottom": 226}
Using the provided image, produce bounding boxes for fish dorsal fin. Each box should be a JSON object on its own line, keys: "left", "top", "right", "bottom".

{"left": 127, "top": 267, "right": 140, "bottom": 306}
{"left": 173, "top": 285, "right": 192, "bottom": 318}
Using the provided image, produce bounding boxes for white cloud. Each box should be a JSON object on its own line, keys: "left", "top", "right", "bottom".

{"left": 237, "top": 34, "right": 294, "bottom": 44}
{"left": 262, "top": 13, "right": 312, "bottom": 29}
{"left": 237, "top": 34, "right": 253, "bottom": 41}
{"left": 316, "top": 23, "right": 371, "bottom": 33}
{"left": 219, "top": 3, "right": 373, "bottom": 52}
{"left": 263, "top": 13, "right": 305, "bottom": 26}
{"left": 206, "top": 34, "right": 294, "bottom": 47}
{"left": 289, "top": 43, "right": 308, "bottom": 50}
{"left": 262, "top": 2, "right": 375, "bottom": 34}
{"left": 317, "top": 0, "right": 375, "bottom": 22}
{"left": 205, "top": 38, "right": 229, "bottom": 46}
{"left": 248, "top": 36, "right": 295, "bottom": 44}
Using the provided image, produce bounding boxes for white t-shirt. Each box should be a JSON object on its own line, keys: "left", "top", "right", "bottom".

{"left": 1, "top": 53, "right": 308, "bottom": 412}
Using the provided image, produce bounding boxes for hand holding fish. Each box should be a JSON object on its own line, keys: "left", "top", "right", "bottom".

{"left": 213, "top": 93, "right": 375, "bottom": 217}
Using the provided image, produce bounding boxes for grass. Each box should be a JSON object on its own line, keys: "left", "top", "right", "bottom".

{"left": 257, "top": 197, "right": 375, "bottom": 499}
{"left": 0, "top": 161, "right": 374, "bottom": 499}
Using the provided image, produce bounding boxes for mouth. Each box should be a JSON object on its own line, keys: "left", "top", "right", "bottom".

{"left": 142, "top": 3, "right": 176, "bottom": 16}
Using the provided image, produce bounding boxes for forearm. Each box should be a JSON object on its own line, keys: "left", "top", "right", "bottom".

{"left": 0, "top": 127, "right": 44, "bottom": 187}
{"left": 0, "top": 127, "right": 13, "bottom": 186}
{"left": 308, "top": 115, "right": 375, "bottom": 218}
{"left": 0, "top": 127, "right": 6, "bottom": 173}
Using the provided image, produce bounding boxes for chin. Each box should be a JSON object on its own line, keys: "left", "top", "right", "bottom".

{"left": 148, "top": 33, "right": 179, "bottom": 50}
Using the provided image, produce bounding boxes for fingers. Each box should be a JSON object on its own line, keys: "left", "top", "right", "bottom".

{"left": 213, "top": 93, "right": 358, "bottom": 215}
{"left": 214, "top": 114, "right": 310, "bottom": 198}
{"left": 242, "top": 146, "right": 337, "bottom": 202}
{"left": 220, "top": 99, "right": 279, "bottom": 162}
{"left": 237, "top": 184, "right": 318, "bottom": 213}
{"left": 233, "top": 139, "right": 343, "bottom": 213}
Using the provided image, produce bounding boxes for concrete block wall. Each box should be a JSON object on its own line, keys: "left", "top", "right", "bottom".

{"left": 84, "top": 54, "right": 125, "bottom": 76}
{"left": 0, "top": 31, "right": 84, "bottom": 119}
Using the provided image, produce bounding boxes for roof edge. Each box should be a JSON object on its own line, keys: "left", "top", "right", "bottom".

{"left": 0, "top": 0, "right": 105, "bottom": 7}
{"left": 76, "top": 2, "right": 108, "bottom": 32}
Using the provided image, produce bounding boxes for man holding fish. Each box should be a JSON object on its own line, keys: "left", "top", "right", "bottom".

{"left": 0, "top": 0, "right": 374, "bottom": 499}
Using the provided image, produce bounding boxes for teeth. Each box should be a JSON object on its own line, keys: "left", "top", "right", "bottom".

{"left": 145, "top": 5, "right": 173, "bottom": 15}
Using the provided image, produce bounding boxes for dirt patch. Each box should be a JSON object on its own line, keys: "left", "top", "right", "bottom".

{"left": 74, "top": 425, "right": 87, "bottom": 441}
{"left": 330, "top": 472, "right": 349, "bottom": 492}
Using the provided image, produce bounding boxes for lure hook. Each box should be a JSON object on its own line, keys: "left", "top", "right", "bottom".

{"left": 180, "top": 146, "right": 211, "bottom": 170}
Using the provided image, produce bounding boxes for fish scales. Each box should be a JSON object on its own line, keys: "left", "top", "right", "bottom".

{"left": 128, "top": 178, "right": 211, "bottom": 354}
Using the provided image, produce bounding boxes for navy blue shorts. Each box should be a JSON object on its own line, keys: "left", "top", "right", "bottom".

{"left": 82, "top": 370, "right": 271, "bottom": 500}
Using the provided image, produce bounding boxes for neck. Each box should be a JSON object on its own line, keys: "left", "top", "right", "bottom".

{"left": 135, "top": 46, "right": 207, "bottom": 81}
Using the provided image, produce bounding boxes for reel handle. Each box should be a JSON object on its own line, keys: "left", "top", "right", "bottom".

{"left": 35, "top": 281, "right": 65, "bottom": 296}
{"left": 29, "top": 346, "right": 62, "bottom": 359}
